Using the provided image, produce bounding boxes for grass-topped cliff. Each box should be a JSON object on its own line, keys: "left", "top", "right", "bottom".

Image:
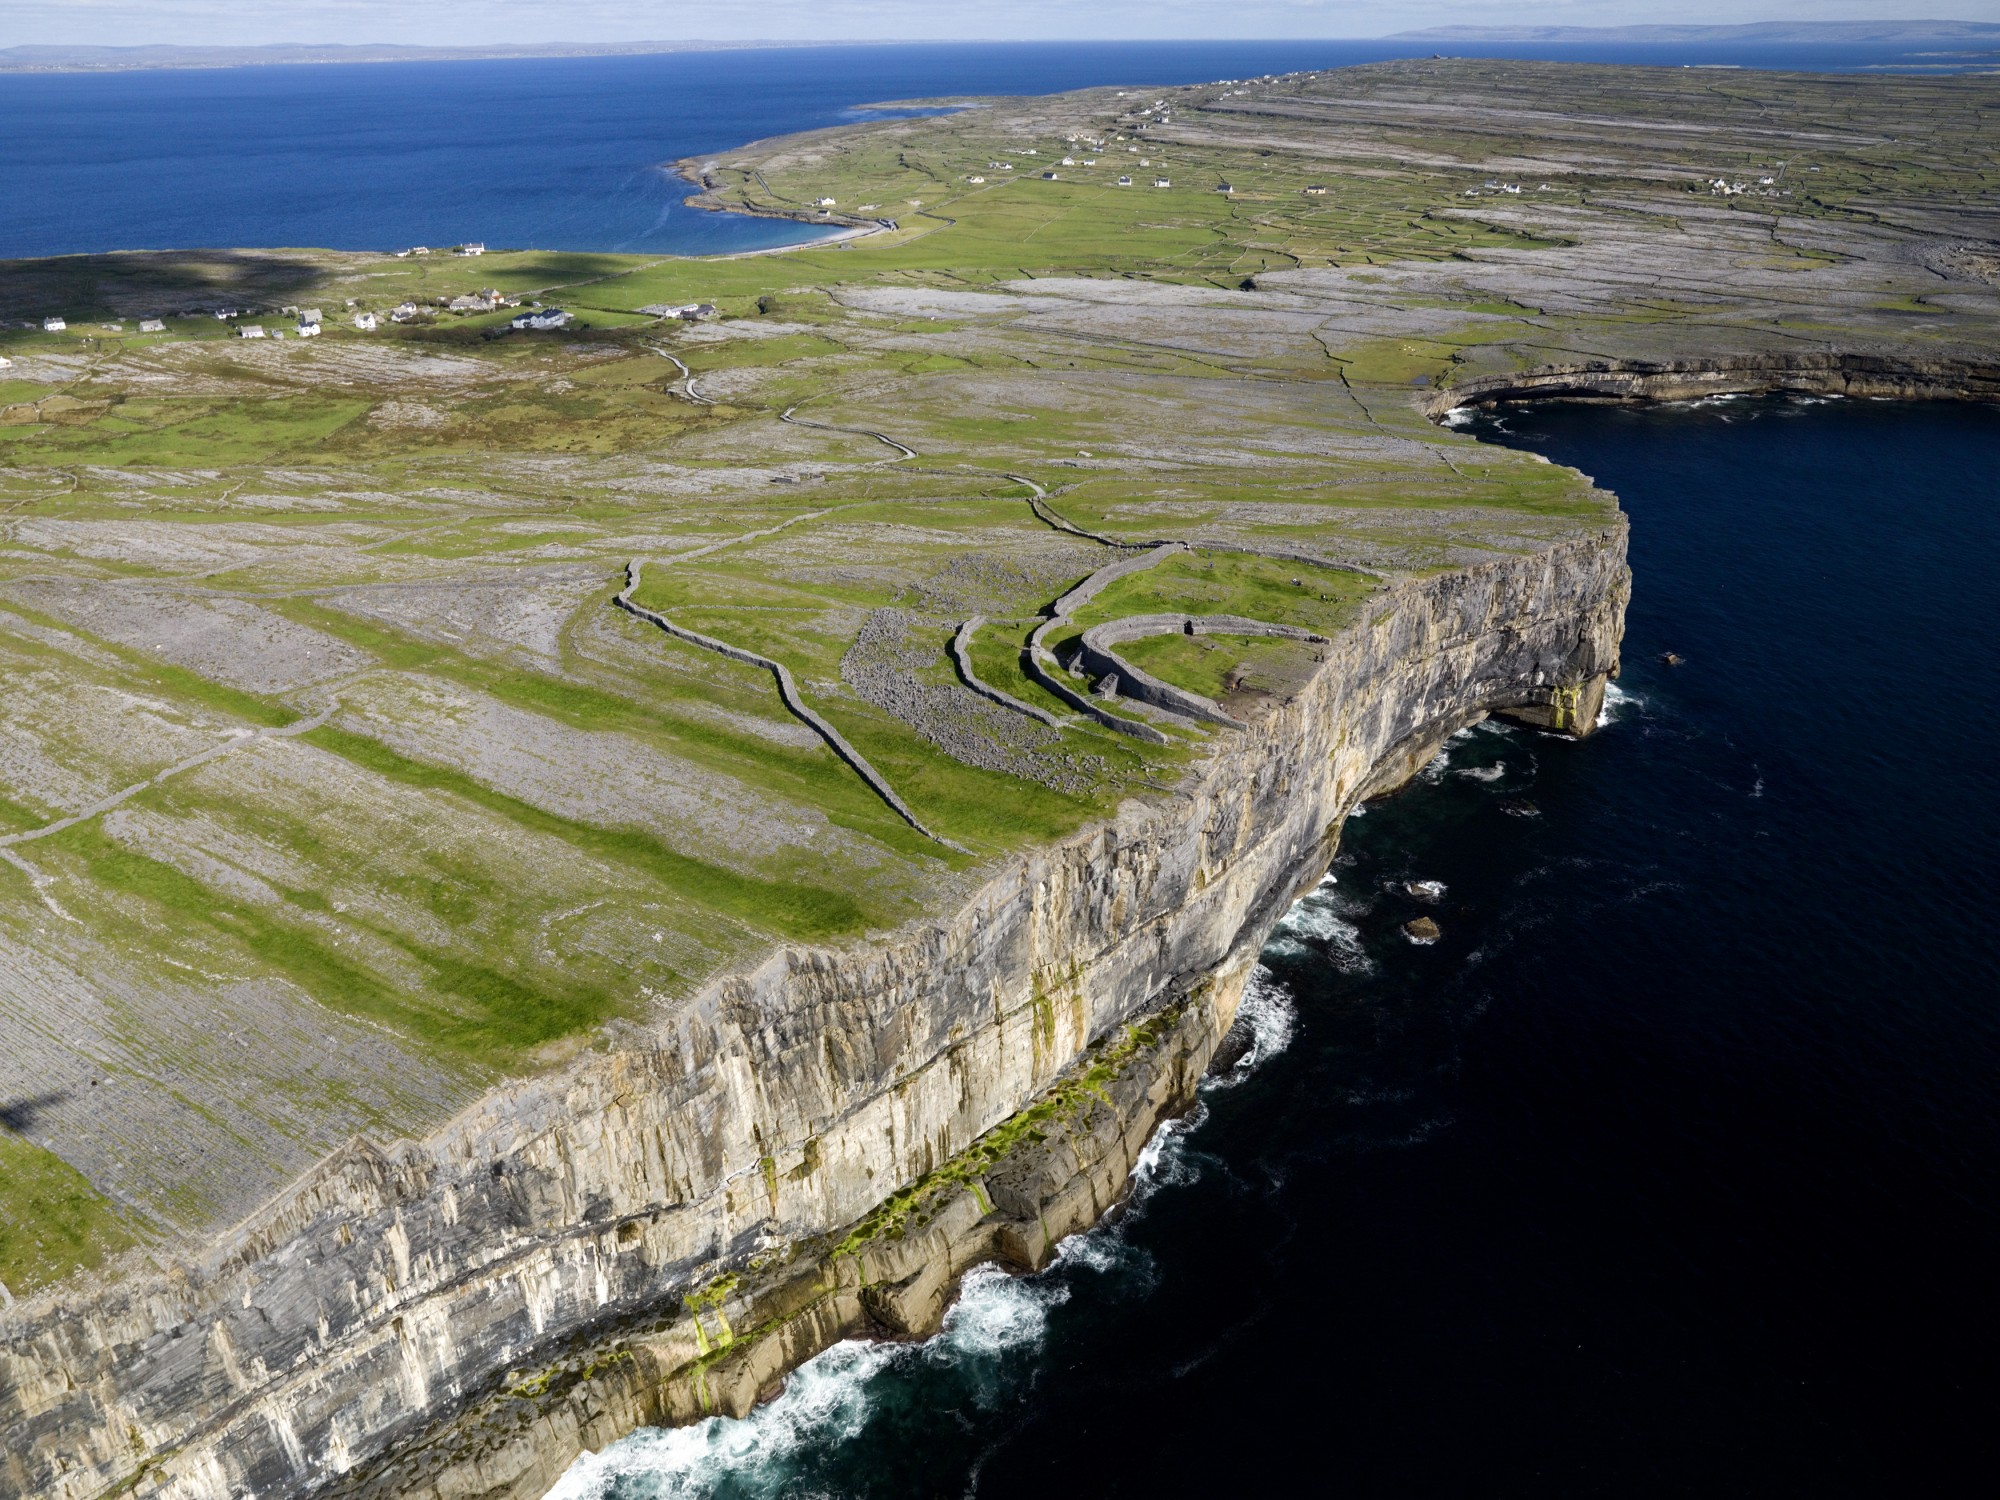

{"left": 1, "top": 58, "right": 1996, "bottom": 1305}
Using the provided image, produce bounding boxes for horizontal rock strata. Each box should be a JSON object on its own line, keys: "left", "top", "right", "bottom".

{"left": 1430, "top": 352, "right": 2000, "bottom": 414}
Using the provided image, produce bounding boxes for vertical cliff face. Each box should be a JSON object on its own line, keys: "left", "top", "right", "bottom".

{"left": 0, "top": 526, "right": 1626, "bottom": 1500}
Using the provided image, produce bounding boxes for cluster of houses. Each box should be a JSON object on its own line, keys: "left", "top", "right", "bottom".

{"left": 24, "top": 284, "right": 552, "bottom": 343}
{"left": 636, "top": 303, "right": 719, "bottom": 322}
{"left": 32, "top": 314, "right": 196, "bottom": 335}
{"left": 391, "top": 243, "right": 486, "bottom": 259}
{"left": 1704, "top": 175, "right": 1784, "bottom": 197}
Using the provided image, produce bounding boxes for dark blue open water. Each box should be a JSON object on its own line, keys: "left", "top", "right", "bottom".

{"left": 549, "top": 396, "right": 2000, "bottom": 1498}
{"left": 1, "top": 39, "right": 1989, "bottom": 260}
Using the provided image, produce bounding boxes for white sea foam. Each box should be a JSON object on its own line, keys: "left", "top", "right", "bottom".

{"left": 542, "top": 1336, "right": 901, "bottom": 1499}
{"left": 1597, "top": 680, "right": 1642, "bottom": 728}
{"left": 546, "top": 1269, "right": 1061, "bottom": 1498}
{"left": 1233, "top": 965, "right": 1297, "bottom": 1069}
{"left": 1131, "top": 1101, "right": 1208, "bottom": 1190}
{"left": 1275, "top": 897, "right": 1371, "bottom": 972}
{"left": 934, "top": 1263, "right": 1064, "bottom": 1359}
{"left": 1456, "top": 761, "right": 1506, "bottom": 782}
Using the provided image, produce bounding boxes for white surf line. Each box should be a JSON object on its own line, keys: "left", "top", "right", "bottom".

{"left": 777, "top": 404, "right": 919, "bottom": 460}
{"left": 0, "top": 702, "right": 341, "bottom": 852}
{"left": 950, "top": 616, "right": 1063, "bottom": 727}
{"left": 615, "top": 559, "right": 969, "bottom": 855}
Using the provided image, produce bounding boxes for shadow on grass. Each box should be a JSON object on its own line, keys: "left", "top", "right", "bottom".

{"left": 0, "top": 248, "right": 647, "bottom": 323}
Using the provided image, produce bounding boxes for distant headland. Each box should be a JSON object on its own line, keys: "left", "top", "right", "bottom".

{"left": 0, "top": 39, "right": 864, "bottom": 74}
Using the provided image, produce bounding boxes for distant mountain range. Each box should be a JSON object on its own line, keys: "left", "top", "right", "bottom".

{"left": 1394, "top": 20, "right": 2000, "bottom": 46}
{"left": 0, "top": 40, "right": 843, "bottom": 74}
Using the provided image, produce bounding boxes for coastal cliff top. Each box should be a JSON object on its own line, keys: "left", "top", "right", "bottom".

{"left": 2, "top": 59, "right": 1996, "bottom": 1297}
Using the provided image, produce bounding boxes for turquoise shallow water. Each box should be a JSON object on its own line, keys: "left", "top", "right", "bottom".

{"left": 550, "top": 396, "right": 2000, "bottom": 1498}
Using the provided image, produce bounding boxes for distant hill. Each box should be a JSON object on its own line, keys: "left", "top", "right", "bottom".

{"left": 1394, "top": 20, "right": 2000, "bottom": 46}
{"left": 0, "top": 40, "right": 851, "bottom": 74}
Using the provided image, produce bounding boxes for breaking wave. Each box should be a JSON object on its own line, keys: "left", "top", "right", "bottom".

{"left": 1271, "top": 886, "right": 1372, "bottom": 971}
{"left": 546, "top": 959, "right": 1308, "bottom": 1500}
{"left": 1597, "top": 680, "right": 1641, "bottom": 728}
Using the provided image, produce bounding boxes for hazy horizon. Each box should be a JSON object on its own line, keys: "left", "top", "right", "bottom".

{"left": 5, "top": 2, "right": 1998, "bottom": 50}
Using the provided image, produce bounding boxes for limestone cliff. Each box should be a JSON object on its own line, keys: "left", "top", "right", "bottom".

{"left": 0, "top": 528, "right": 1627, "bottom": 1500}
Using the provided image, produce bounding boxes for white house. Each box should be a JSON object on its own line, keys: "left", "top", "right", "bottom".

{"left": 296, "top": 321, "right": 321, "bottom": 337}
{"left": 238, "top": 325, "right": 267, "bottom": 338}
{"left": 298, "top": 308, "right": 322, "bottom": 325}
{"left": 967, "top": 175, "right": 986, "bottom": 184}
{"left": 1153, "top": 177, "right": 1172, "bottom": 188}
{"left": 41, "top": 317, "right": 66, "bottom": 332}
{"left": 139, "top": 318, "right": 166, "bottom": 332}
{"left": 815, "top": 197, "right": 837, "bottom": 207}
{"left": 353, "top": 312, "right": 379, "bottom": 331}
{"left": 511, "top": 308, "right": 571, "bottom": 331}
{"left": 1116, "top": 175, "right": 1133, "bottom": 187}
{"left": 1060, "top": 156, "right": 1076, "bottom": 166}
{"left": 1042, "top": 171, "right": 1060, "bottom": 180}
{"left": 0, "top": 356, "right": 11, "bottom": 369}
{"left": 639, "top": 302, "right": 718, "bottom": 322}
{"left": 390, "top": 302, "right": 423, "bottom": 323}
{"left": 1304, "top": 184, "right": 1328, "bottom": 196}
{"left": 456, "top": 242, "right": 486, "bottom": 256}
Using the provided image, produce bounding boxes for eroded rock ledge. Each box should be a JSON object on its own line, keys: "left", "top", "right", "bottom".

{"left": 0, "top": 530, "right": 1626, "bottom": 1500}
{"left": 1429, "top": 352, "right": 2000, "bottom": 415}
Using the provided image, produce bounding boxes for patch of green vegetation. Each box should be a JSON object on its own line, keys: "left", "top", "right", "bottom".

{"left": 44, "top": 819, "right": 625, "bottom": 1068}
{"left": 1118, "top": 631, "right": 1326, "bottom": 703}
{"left": 0, "top": 1129, "right": 138, "bottom": 1295}
{"left": 302, "top": 725, "right": 878, "bottom": 939}
{"left": 1072, "top": 550, "right": 1373, "bottom": 637}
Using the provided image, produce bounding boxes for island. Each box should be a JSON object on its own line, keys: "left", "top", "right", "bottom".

{"left": 2, "top": 58, "right": 1996, "bottom": 1500}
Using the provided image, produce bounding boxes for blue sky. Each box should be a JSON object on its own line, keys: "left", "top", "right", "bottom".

{"left": 5, "top": 2, "right": 1997, "bottom": 49}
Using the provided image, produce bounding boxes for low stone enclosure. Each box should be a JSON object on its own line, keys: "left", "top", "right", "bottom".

{"left": 1071, "top": 613, "right": 1331, "bottom": 730}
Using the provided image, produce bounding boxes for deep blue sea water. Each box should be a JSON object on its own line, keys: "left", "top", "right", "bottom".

{"left": 549, "top": 396, "right": 2000, "bottom": 1498}
{"left": 0, "top": 39, "right": 1990, "bottom": 260}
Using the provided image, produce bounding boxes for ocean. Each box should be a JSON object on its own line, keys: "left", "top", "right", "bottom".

{"left": 1, "top": 38, "right": 1991, "bottom": 261}
{"left": 549, "top": 396, "right": 2000, "bottom": 1497}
